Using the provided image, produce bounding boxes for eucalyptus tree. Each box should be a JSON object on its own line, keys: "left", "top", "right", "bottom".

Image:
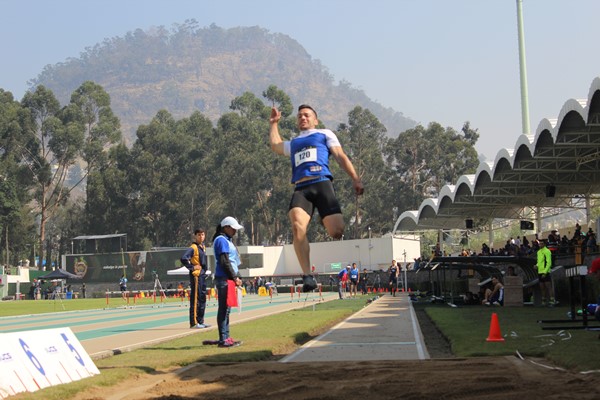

{"left": 127, "top": 110, "right": 184, "bottom": 247}
{"left": 385, "top": 122, "right": 480, "bottom": 211}
{"left": 262, "top": 85, "right": 293, "bottom": 116}
{"left": 0, "top": 90, "right": 36, "bottom": 265}
{"left": 20, "top": 85, "right": 76, "bottom": 268}
{"left": 20, "top": 82, "right": 121, "bottom": 268}
{"left": 214, "top": 89, "right": 299, "bottom": 246}
{"left": 174, "top": 110, "right": 219, "bottom": 245}
{"left": 335, "top": 106, "right": 392, "bottom": 238}
{"left": 213, "top": 105, "right": 275, "bottom": 244}
{"left": 85, "top": 142, "right": 132, "bottom": 238}
{"left": 84, "top": 110, "right": 214, "bottom": 250}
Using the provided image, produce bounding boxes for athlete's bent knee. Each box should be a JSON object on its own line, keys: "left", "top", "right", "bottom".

{"left": 330, "top": 227, "right": 344, "bottom": 240}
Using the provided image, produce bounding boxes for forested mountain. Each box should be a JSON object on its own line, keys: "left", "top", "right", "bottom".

{"left": 29, "top": 22, "right": 415, "bottom": 144}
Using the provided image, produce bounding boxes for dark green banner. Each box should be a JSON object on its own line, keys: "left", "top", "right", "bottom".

{"left": 65, "top": 249, "right": 185, "bottom": 283}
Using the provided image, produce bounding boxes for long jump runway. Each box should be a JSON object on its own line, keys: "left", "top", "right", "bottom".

{"left": 0, "top": 291, "right": 336, "bottom": 359}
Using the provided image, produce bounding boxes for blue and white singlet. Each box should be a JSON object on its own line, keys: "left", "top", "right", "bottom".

{"left": 283, "top": 129, "right": 341, "bottom": 184}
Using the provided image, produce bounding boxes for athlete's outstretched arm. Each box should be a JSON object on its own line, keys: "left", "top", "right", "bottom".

{"left": 330, "top": 146, "right": 364, "bottom": 195}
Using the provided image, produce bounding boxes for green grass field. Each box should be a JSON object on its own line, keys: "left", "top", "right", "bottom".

{"left": 420, "top": 303, "right": 600, "bottom": 371}
{"left": 3, "top": 297, "right": 600, "bottom": 399}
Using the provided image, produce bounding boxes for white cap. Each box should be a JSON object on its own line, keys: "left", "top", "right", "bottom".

{"left": 221, "top": 216, "right": 243, "bottom": 230}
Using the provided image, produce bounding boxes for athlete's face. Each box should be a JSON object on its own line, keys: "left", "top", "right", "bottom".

{"left": 297, "top": 108, "right": 318, "bottom": 131}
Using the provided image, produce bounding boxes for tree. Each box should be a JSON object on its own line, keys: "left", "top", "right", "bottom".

{"left": 84, "top": 142, "right": 132, "bottom": 236}
{"left": 20, "top": 83, "right": 121, "bottom": 269}
{"left": 262, "top": 85, "right": 293, "bottom": 117}
{"left": 385, "top": 121, "right": 480, "bottom": 218}
{"left": 0, "top": 90, "right": 36, "bottom": 265}
{"left": 336, "top": 106, "right": 392, "bottom": 238}
{"left": 20, "top": 86, "right": 72, "bottom": 268}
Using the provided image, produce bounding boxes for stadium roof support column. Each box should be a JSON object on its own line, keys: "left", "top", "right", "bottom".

{"left": 488, "top": 221, "right": 494, "bottom": 249}
{"left": 536, "top": 207, "right": 542, "bottom": 237}
{"left": 516, "top": 0, "right": 531, "bottom": 135}
{"left": 585, "top": 195, "right": 592, "bottom": 226}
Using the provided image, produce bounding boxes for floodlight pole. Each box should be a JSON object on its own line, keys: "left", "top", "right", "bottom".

{"left": 403, "top": 250, "right": 408, "bottom": 291}
{"left": 516, "top": 0, "right": 531, "bottom": 135}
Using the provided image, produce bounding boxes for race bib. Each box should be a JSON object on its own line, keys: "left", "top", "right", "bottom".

{"left": 294, "top": 147, "right": 317, "bottom": 167}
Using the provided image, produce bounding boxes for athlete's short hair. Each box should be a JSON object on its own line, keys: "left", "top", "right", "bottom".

{"left": 298, "top": 104, "right": 317, "bottom": 118}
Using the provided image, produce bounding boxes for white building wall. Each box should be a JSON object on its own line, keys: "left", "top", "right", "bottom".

{"left": 238, "top": 235, "right": 420, "bottom": 278}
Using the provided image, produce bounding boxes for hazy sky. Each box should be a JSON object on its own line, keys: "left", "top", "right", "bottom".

{"left": 2, "top": 0, "right": 599, "bottom": 160}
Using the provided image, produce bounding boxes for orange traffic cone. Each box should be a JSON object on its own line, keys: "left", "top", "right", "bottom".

{"left": 486, "top": 312, "right": 505, "bottom": 342}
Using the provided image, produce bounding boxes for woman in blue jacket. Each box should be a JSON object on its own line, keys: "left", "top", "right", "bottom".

{"left": 212, "top": 216, "right": 244, "bottom": 348}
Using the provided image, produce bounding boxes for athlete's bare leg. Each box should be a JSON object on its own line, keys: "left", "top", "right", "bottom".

{"left": 289, "top": 207, "right": 312, "bottom": 275}
{"left": 322, "top": 213, "right": 344, "bottom": 239}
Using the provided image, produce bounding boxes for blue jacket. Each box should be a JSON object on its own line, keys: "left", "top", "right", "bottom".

{"left": 213, "top": 234, "right": 241, "bottom": 280}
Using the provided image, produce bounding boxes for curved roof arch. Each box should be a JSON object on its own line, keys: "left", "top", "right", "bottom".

{"left": 394, "top": 76, "right": 600, "bottom": 233}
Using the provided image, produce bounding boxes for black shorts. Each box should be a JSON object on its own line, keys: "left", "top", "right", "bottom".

{"left": 289, "top": 179, "right": 342, "bottom": 218}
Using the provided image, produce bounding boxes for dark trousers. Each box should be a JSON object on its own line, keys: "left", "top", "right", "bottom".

{"left": 215, "top": 278, "right": 231, "bottom": 343}
{"left": 189, "top": 273, "right": 207, "bottom": 326}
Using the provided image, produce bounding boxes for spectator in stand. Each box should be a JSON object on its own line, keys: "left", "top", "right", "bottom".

{"left": 574, "top": 223, "right": 582, "bottom": 239}
{"left": 547, "top": 230, "right": 560, "bottom": 251}
{"left": 514, "top": 236, "right": 521, "bottom": 247}
{"left": 587, "top": 229, "right": 597, "bottom": 254}
{"left": 481, "top": 243, "right": 490, "bottom": 256}
{"left": 413, "top": 257, "right": 421, "bottom": 271}
{"left": 503, "top": 240, "right": 511, "bottom": 256}
{"left": 560, "top": 235, "right": 570, "bottom": 254}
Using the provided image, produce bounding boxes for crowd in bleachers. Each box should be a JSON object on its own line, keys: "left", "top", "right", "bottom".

{"left": 456, "top": 223, "right": 597, "bottom": 258}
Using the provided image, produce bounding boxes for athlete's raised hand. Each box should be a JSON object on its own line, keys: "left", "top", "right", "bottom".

{"left": 270, "top": 107, "right": 281, "bottom": 124}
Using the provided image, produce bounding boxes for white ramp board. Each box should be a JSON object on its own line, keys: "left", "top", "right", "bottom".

{"left": 0, "top": 327, "right": 100, "bottom": 398}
